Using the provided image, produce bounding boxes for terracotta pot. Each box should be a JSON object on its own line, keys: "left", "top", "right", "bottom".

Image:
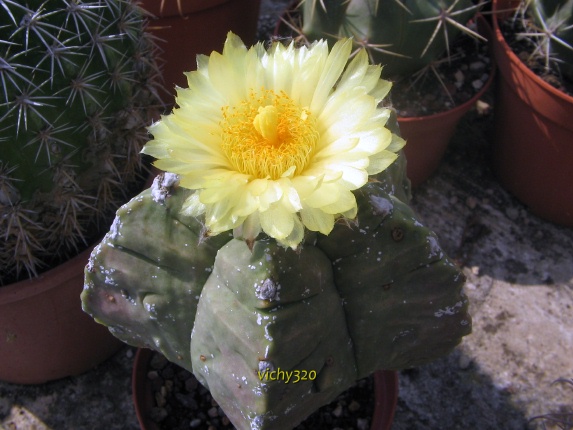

{"left": 0, "top": 245, "right": 123, "bottom": 384}
{"left": 139, "top": 0, "right": 261, "bottom": 104}
{"left": 398, "top": 15, "right": 495, "bottom": 187}
{"left": 491, "top": 0, "right": 573, "bottom": 226}
{"left": 132, "top": 348, "right": 398, "bottom": 430}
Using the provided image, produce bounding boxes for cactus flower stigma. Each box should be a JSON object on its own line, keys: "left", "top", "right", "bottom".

{"left": 142, "top": 32, "right": 404, "bottom": 248}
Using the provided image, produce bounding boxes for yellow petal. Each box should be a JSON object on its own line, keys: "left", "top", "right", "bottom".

{"left": 300, "top": 206, "right": 334, "bottom": 235}
{"left": 259, "top": 204, "right": 295, "bottom": 240}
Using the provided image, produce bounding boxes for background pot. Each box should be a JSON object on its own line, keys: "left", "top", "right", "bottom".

{"left": 274, "top": 7, "right": 494, "bottom": 188}
{"left": 399, "top": 15, "right": 495, "bottom": 188}
{"left": 398, "top": 78, "right": 492, "bottom": 188}
{"left": 140, "top": 0, "right": 262, "bottom": 104}
{"left": 132, "top": 348, "right": 398, "bottom": 430}
{"left": 0, "top": 245, "right": 123, "bottom": 384}
{"left": 491, "top": 0, "right": 573, "bottom": 226}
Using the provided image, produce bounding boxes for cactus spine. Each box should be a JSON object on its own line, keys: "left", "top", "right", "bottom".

{"left": 0, "top": 0, "right": 162, "bottom": 285}
{"left": 300, "top": 0, "right": 485, "bottom": 79}
{"left": 517, "top": 0, "right": 573, "bottom": 81}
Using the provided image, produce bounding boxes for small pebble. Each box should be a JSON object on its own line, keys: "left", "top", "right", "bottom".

{"left": 175, "top": 392, "right": 196, "bottom": 409}
{"left": 472, "top": 79, "right": 484, "bottom": 90}
{"left": 466, "top": 196, "right": 478, "bottom": 209}
{"left": 190, "top": 418, "right": 202, "bottom": 428}
{"left": 357, "top": 418, "right": 370, "bottom": 430}
{"left": 459, "top": 355, "right": 472, "bottom": 370}
{"left": 332, "top": 404, "right": 343, "bottom": 417}
{"left": 348, "top": 400, "right": 360, "bottom": 412}
{"left": 207, "top": 406, "right": 219, "bottom": 418}
{"left": 150, "top": 353, "right": 169, "bottom": 370}
{"left": 155, "top": 390, "right": 166, "bottom": 407}
{"left": 185, "top": 376, "right": 198, "bottom": 392}
{"left": 506, "top": 207, "right": 519, "bottom": 220}
{"left": 149, "top": 407, "right": 168, "bottom": 422}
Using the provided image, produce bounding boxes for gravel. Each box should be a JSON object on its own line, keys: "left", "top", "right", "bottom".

{"left": 141, "top": 350, "right": 377, "bottom": 430}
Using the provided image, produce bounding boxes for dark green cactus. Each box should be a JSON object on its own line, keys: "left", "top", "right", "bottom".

{"left": 300, "top": 0, "right": 485, "bottom": 79}
{"left": 82, "top": 147, "right": 471, "bottom": 429}
{"left": 0, "top": 0, "right": 163, "bottom": 285}
{"left": 517, "top": 0, "right": 573, "bottom": 81}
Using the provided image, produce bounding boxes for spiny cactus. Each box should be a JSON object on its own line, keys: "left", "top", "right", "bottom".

{"left": 299, "top": 0, "right": 486, "bottom": 79}
{"left": 82, "top": 148, "right": 471, "bottom": 429}
{"left": 0, "top": 0, "right": 163, "bottom": 284}
{"left": 515, "top": 0, "right": 573, "bottom": 81}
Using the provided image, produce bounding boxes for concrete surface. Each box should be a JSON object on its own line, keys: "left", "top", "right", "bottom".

{"left": 1, "top": 1, "right": 572, "bottom": 429}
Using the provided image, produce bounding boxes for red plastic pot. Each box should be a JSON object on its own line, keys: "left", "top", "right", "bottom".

{"left": 398, "top": 15, "right": 495, "bottom": 187}
{"left": 0, "top": 245, "right": 123, "bottom": 384}
{"left": 139, "top": 0, "right": 261, "bottom": 104}
{"left": 132, "top": 348, "right": 398, "bottom": 430}
{"left": 491, "top": 0, "right": 573, "bottom": 226}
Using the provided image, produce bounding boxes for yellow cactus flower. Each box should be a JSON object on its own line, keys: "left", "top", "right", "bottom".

{"left": 142, "top": 32, "right": 404, "bottom": 249}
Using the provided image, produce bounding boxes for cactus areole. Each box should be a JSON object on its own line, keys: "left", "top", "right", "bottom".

{"left": 82, "top": 34, "right": 471, "bottom": 430}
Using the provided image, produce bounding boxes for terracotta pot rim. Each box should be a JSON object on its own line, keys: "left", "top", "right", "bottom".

{"left": 491, "top": 0, "right": 573, "bottom": 105}
{"left": 132, "top": 348, "right": 398, "bottom": 430}
{"left": 399, "top": 14, "right": 496, "bottom": 124}
{"left": 0, "top": 244, "right": 94, "bottom": 305}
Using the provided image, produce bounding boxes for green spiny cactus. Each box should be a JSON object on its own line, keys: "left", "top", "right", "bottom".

{"left": 517, "top": 0, "right": 573, "bottom": 81}
{"left": 0, "top": 0, "right": 163, "bottom": 285}
{"left": 82, "top": 149, "right": 471, "bottom": 429}
{"left": 300, "top": 0, "right": 485, "bottom": 79}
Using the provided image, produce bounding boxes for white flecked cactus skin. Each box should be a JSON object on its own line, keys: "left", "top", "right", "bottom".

{"left": 82, "top": 114, "right": 471, "bottom": 430}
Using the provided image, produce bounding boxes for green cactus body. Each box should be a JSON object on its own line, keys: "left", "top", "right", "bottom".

{"left": 302, "top": 0, "right": 481, "bottom": 78}
{"left": 527, "top": 0, "right": 573, "bottom": 81}
{"left": 318, "top": 182, "right": 470, "bottom": 377}
{"left": 0, "top": 0, "right": 162, "bottom": 284}
{"left": 82, "top": 174, "right": 232, "bottom": 365}
{"left": 190, "top": 238, "right": 357, "bottom": 429}
{"left": 82, "top": 153, "right": 471, "bottom": 429}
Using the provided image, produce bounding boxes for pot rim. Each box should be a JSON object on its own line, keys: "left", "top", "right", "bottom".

{"left": 0, "top": 244, "right": 95, "bottom": 305}
{"left": 491, "top": 0, "right": 573, "bottom": 105}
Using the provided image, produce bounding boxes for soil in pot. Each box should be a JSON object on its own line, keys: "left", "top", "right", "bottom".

{"left": 391, "top": 16, "right": 495, "bottom": 187}
{"left": 497, "top": 19, "right": 573, "bottom": 97}
{"left": 389, "top": 22, "right": 493, "bottom": 118}
{"left": 134, "top": 349, "right": 397, "bottom": 430}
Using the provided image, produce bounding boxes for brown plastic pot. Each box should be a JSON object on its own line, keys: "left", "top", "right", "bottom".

{"left": 139, "top": 0, "right": 261, "bottom": 104}
{"left": 398, "top": 15, "right": 495, "bottom": 188}
{"left": 132, "top": 348, "right": 398, "bottom": 430}
{"left": 491, "top": 0, "right": 573, "bottom": 226}
{"left": 0, "top": 245, "right": 123, "bottom": 384}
